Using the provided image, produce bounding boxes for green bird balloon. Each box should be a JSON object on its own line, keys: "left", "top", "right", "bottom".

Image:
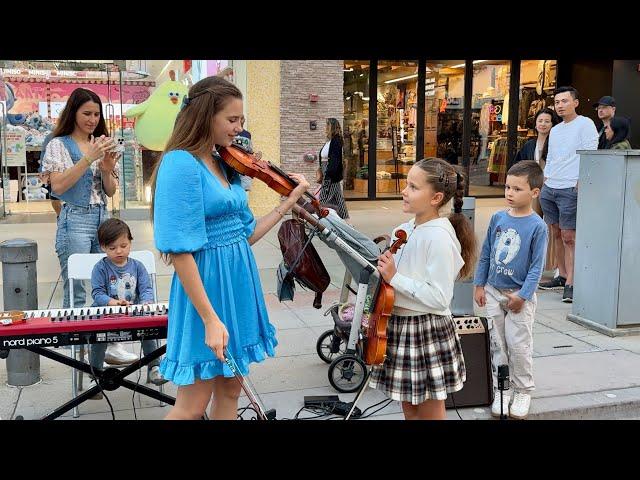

{"left": 125, "top": 72, "right": 188, "bottom": 151}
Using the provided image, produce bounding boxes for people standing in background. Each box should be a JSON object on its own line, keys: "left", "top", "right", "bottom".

{"left": 233, "top": 116, "right": 256, "bottom": 191}
{"left": 512, "top": 108, "right": 560, "bottom": 273}
{"left": 318, "top": 118, "right": 349, "bottom": 219}
{"left": 538, "top": 86, "right": 598, "bottom": 303}
{"left": 593, "top": 96, "right": 616, "bottom": 150}
{"left": 603, "top": 116, "right": 632, "bottom": 149}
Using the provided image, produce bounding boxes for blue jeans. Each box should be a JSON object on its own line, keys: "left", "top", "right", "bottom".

{"left": 89, "top": 340, "right": 160, "bottom": 370}
{"left": 55, "top": 203, "right": 108, "bottom": 309}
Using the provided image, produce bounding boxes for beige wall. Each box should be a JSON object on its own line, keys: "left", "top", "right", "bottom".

{"left": 245, "top": 61, "right": 281, "bottom": 216}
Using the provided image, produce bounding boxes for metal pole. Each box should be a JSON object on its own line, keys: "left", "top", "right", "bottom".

{"left": 1, "top": 238, "right": 40, "bottom": 385}
{"left": 118, "top": 68, "right": 126, "bottom": 213}
{"left": 0, "top": 101, "right": 7, "bottom": 217}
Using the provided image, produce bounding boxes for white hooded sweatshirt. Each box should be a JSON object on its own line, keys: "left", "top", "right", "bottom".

{"left": 389, "top": 217, "right": 464, "bottom": 316}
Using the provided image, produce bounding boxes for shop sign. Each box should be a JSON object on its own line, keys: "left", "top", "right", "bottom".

{"left": 489, "top": 104, "right": 502, "bottom": 122}
{"left": 425, "top": 77, "right": 435, "bottom": 96}
{"left": 2, "top": 175, "right": 10, "bottom": 202}
{"left": 2, "top": 68, "right": 105, "bottom": 79}
{"left": 3, "top": 129, "right": 26, "bottom": 167}
{"left": 444, "top": 97, "right": 463, "bottom": 109}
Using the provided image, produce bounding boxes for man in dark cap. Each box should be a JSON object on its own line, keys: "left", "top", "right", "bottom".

{"left": 593, "top": 96, "right": 616, "bottom": 149}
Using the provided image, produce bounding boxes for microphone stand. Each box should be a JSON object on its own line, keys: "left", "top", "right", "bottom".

{"left": 498, "top": 364, "right": 509, "bottom": 421}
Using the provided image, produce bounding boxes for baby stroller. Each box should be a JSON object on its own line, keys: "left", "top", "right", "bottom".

{"left": 288, "top": 205, "right": 389, "bottom": 393}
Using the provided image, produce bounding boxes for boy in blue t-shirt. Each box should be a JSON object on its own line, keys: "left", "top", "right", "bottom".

{"left": 89, "top": 218, "right": 167, "bottom": 398}
{"left": 474, "top": 161, "right": 548, "bottom": 420}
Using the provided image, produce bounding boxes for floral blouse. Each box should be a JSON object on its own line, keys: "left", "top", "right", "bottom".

{"left": 41, "top": 137, "right": 119, "bottom": 205}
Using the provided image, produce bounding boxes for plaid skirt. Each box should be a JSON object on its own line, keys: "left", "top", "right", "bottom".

{"left": 369, "top": 313, "right": 466, "bottom": 405}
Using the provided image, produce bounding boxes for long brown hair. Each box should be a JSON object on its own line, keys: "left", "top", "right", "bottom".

{"left": 149, "top": 76, "right": 243, "bottom": 224}
{"left": 414, "top": 158, "right": 477, "bottom": 279}
{"left": 53, "top": 88, "right": 109, "bottom": 139}
{"left": 326, "top": 117, "right": 343, "bottom": 142}
{"left": 535, "top": 107, "right": 559, "bottom": 161}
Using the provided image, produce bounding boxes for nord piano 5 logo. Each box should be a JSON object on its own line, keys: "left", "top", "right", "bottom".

{"left": 2, "top": 336, "right": 60, "bottom": 348}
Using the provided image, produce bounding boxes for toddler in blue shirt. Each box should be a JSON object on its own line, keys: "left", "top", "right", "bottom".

{"left": 89, "top": 218, "right": 167, "bottom": 398}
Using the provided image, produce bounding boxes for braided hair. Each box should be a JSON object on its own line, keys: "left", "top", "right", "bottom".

{"left": 413, "top": 158, "right": 477, "bottom": 279}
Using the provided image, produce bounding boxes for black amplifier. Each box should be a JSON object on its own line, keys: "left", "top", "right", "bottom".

{"left": 445, "top": 316, "right": 493, "bottom": 409}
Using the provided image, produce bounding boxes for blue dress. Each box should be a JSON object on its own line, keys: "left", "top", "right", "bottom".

{"left": 154, "top": 150, "right": 277, "bottom": 385}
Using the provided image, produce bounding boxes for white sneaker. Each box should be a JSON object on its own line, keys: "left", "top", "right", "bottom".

{"left": 491, "top": 390, "right": 511, "bottom": 418}
{"left": 509, "top": 392, "right": 531, "bottom": 420}
{"left": 104, "top": 342, "right": 138, "bottom": 365}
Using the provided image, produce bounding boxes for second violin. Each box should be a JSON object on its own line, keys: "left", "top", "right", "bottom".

{"left": 364, "top": 229, "right": 408, "bottom": 366}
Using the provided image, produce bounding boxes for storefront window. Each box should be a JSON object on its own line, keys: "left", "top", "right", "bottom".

{"left": 517, "top": 60, "right": 557, "bottom": 136}
{"left": 0, "top": 61, "right": 151, "bottom": 214}
{"left": 370, "top": 60, "right": 418, "bottom": 197}
{"left": 343, "top": 60, "right": 370, "bottom": 199}
{"left": 469, "top": 60, "right": 511, "bottom": 196}
{"left": 423, "top": 60, "right": 465, "bottom": 166}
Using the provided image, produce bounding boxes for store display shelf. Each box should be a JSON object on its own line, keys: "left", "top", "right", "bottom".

{"left": 353, "top": 178, "right": 407, "bottom": 194}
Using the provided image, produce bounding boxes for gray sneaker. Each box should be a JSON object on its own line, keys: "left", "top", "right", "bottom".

{"left": 539, "top": 276, "right": 566, "bottom": 290}
{"left": 89, "top": 391, "right": 104, "bottom": 400}
{"left": 87, "top": 378, "right": 104, "bottom": 400}
{"left": 562, "top": 284, "right": 573, "bottom": 303}
{"left": 147, "top": 366, "right": 169, "bottom": 386}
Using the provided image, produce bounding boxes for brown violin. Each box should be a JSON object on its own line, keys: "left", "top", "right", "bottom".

{"left": 364, "top": 229, "right": 408, "bottom": 366}
{"left": 218, "top": 145, "right": 326, "bottom": 216}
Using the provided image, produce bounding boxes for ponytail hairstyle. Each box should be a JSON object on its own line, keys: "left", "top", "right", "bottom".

{"left": 413, "top": 158, "right": 477, "bottom": 279}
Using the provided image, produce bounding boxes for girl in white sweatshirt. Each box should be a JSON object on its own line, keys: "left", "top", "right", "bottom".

{"left": 369, "top": 158, "right": 477, "bottom": 420}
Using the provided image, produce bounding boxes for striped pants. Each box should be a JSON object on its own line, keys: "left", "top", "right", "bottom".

{"left": 319, "top": 179, "right": 349, "bottom": 219}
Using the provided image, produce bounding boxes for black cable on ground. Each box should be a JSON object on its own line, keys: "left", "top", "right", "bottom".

{"left": 87, "top": 338, "right": 115, "bottom": 420}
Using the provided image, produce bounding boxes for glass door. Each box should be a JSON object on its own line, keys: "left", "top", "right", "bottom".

{"left": 468, "top": 60, "right": 512, "bottom": 196}
{"left": 375, "top": 60, "right": 418, "bottom": 198}
{"left": 343, "top": 60, "right": 370, "bottom": 199}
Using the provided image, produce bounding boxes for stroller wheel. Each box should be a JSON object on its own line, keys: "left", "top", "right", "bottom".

{"left": 328, "top": 354, "right": 367, "bottom": 393}
{"left": 316, "top": 329, "right": 346, "bottom": 364}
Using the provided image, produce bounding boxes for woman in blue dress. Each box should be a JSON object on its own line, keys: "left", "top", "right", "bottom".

{"left": 151, "top": 76, "right": 309, "bottom": 420}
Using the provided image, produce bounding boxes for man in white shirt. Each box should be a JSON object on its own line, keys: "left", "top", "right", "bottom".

{"left": 538, "top": 86, "right": 599, "bottom": 303}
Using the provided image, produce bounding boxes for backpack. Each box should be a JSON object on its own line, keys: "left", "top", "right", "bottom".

{"left": 277, "top": 219, "right": 331, "bottom": 309}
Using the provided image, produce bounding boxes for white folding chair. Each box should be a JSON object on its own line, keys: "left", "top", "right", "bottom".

{"left": 67, "top": 250, "right": 164, "bottom": 418}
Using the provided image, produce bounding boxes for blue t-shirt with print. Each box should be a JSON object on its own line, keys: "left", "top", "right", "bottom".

{"left": 90, "top": 257, "right": 154, "bottom": 306}
{"left": 473, "top": 209, "right": 548, "bottom": 300}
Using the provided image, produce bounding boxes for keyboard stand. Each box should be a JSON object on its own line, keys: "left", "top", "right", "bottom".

{"left": 27, "top": 343, "right": 175, "bottom": 420}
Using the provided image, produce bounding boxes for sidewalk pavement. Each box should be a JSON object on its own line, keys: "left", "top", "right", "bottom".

{"left": 2, "top": 199, "right": 640, "bottom": 420}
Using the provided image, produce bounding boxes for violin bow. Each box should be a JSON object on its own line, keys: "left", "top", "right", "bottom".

{"left": 223, "top": 349, "right": 270, "bottom": 420}
{"left": 345, "top": 368, "right": 372, "bottom": 420}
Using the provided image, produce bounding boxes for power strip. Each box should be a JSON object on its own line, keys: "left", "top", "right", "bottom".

{"left": 304, "top": 395, "right": 340, "bottom": 408}
{"left": 331, "top": 401, "right": 361, "bottom": 418}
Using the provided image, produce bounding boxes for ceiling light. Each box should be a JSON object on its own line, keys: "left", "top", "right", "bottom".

{"left": 450, "top": 60, "right": 490, "bottom": 69}
{"left": 384, "top": 73, "right": 418, "bottom": 84}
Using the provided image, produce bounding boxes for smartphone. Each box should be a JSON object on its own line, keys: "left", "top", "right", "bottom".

{"left": 112, "top": 137, "right": 125, "bottom": 154}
